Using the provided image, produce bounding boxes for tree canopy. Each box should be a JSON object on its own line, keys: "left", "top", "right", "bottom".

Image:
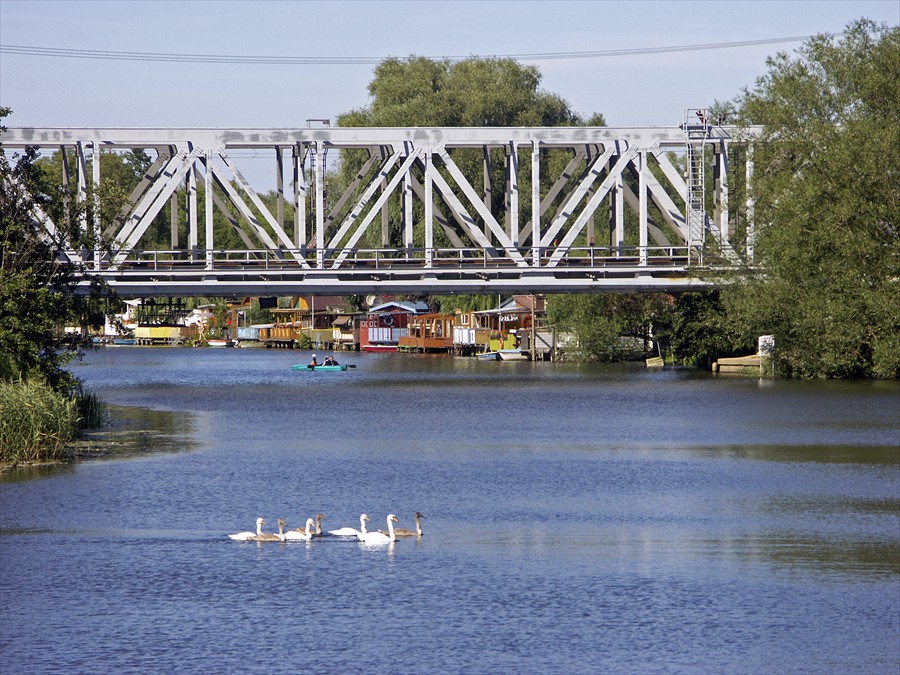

{"left": 339, "top": 56, "right": 594, "bottom": 128}
{"left": 724, "top": 19, "right": 899, "bottom": 378}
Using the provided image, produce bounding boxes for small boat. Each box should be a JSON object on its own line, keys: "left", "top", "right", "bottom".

{"left": 477, "top": 351, "right": 500, "bottom": 361}
{"left": 291, "top": 364, "right": 349, "bottom": 372}
{"left": 498, "top": 348, "right": 529, "bottom": 361}
{"left": 207, "top": 339, "right": 228, "bottom": 348}
{"left": 363, "top": 344, "right": 398, "bottom": 353}
{"left": 112, "top": 338, "right": 136, "bottom": 346}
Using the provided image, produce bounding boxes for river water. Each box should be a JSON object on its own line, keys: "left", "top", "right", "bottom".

{"left": 1, "top": 347, "right": 898, "bottom": 674}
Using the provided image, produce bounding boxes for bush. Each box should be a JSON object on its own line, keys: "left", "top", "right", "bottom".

{"left": 0, "top": 379, "right": 79, "bottom": 463}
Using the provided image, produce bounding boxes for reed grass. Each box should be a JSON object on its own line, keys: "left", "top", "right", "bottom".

{"left": 74, "top": 386, "right": 105, "bottom": 429}
{"left": 0, "top": 379, "right": 80, "bottom": 463}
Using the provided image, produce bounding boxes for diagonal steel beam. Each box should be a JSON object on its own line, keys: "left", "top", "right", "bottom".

{"left": 217, "top": 153, "right": 302, "bottom": 252}
{"left": 330, "top": 149, "right": 420, "bottom": 268}
{"left": 326, "top": 148, "right": 405, "bottom": 252}
{"left": 435, "top": 149, "right": 527, "bottom": 266}
{"left": 428, "top": 166, "right": 498, "bottom": 253}
{"left": 104, "top": 148, "right": 173, "bottom": 239}
{"left": 207, "top": 164, "right": 290, "bottom": 260}
{"left": 546, "top": 147, "right": 640, "bottom": 267}
{"left": 210, "top": 189, "right": 259, "bottom": 250}
{"left": 539, "top": 147, "right": 614, "bottom": 248}
{"left": 408, "top": 169, "right": 467, "bottom": 249}
{"left": 113, "top": 148, "right": 201, "bottom": 263}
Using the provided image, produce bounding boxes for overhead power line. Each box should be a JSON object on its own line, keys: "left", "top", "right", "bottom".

{"left": 0, "top": 35, "right": 830, "bottom": 65}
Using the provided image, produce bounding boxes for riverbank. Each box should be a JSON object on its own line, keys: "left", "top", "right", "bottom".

{"left": 0, "top": 404, "right": 196, "bottom": 477}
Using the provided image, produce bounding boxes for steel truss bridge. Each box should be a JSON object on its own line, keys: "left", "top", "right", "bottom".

{"left": 1, "top": 115, "right": 759, "bottom": 298}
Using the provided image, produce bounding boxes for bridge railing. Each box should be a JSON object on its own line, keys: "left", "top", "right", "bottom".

{"left": 78, "top": 245, "right": 696, "bottom": 272}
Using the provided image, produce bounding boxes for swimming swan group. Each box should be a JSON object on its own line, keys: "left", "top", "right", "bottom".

{"left": 228, "top": 512, "right": 424, "bottom": 544}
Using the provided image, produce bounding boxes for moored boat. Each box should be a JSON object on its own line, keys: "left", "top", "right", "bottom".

{"left": 477, "top": 351, "right": 500, "bottom": 361}
{"left": 498, "top": 348, "right": 529, "bottom": 361}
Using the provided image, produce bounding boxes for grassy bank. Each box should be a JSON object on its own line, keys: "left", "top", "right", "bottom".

{"left": 0, "top": 379, "right": 104, "bottom": 464}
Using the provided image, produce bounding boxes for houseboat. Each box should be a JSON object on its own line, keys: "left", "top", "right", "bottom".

{"left": 399, "top": 313, "right": 455, "bottom": 353}
{"left": 360, "top": 301, "right": 426, "bottom": 352}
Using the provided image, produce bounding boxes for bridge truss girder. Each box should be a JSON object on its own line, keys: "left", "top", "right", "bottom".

{"left": 0, "top": 125, "right": 759, "bottom": 296}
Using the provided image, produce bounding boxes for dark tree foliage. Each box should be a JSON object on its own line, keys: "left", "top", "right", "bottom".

{"left": 662, "top": 292, "right": 753, "bottom": 368}
{"left": 547, "top": 293, "right": 674, "bottom": 361}
{"left": 0, "top": 108, "right": 114, "bottom": 391}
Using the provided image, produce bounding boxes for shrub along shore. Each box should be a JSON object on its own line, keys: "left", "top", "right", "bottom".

{"left": 0, "top": 379, "right": 104, "bottom": 465}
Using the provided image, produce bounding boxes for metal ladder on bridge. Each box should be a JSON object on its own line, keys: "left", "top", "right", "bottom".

{"left": 683, "top": 109, "right": 710, "bottom": 256}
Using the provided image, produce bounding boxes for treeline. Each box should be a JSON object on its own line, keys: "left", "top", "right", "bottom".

{"left": 1, "top": 18, "right": 897, "bottom": 407}
{"left": 335, "top": 22, "right": 898, "bottom": 377}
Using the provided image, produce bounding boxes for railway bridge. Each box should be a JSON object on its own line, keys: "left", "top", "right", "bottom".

{"left": 1, "top": 113, "right": 760, "bottom": 298}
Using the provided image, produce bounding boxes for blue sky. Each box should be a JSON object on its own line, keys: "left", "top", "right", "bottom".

{"left": 1, "top": 0, "right": 896, "bottom": 130}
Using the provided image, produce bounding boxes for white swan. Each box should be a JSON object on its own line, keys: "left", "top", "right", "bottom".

{"left": 286, "top": 513, "right": 322, "bottom": 538}
{"left": 228, "top": 517, "right": 265, "bottom": 541}
{"left": 362, "top": 514, "right": 398, "bottom": 544}
{"left": 380, "top": 511, "right": 424, "bottom": 538}
{"left": 284, "top": 518, "right": 316, "bottom": 541}
{"left": 252, "top": 518, "right": 286, "bottom": 542}
{"left": 328, "top": 513, "right": 368, "bottom": 538}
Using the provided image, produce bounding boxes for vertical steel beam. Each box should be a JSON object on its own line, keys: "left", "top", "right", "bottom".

{"left": 91, "top": 142, "right": 101, "bottom": 268}
{"left": 170, "top": 191, "right": 179, "bottom": 249}
{"left": 293, "top": 144, "right": 307, "bottom": 251}
{"left": 76, "top": 142, "right": 87, "bottom": 254}
{"left": 60, "top": 146, "right": 70, "bottom": 232}
{"left": 204, "top": 152, "right": 214, "bottom": 269}
{"left": 188, "top": 164, "right": 198, "bottom": 259}
{"left": 404, "top": 156, "right": 413, "bottom": 254}
{"left": 639, "top": 150, "right": 648, "bottom": 265}
{"left": 614, "top": 163, "right": 625, "bottom": 255}
{"left": 585, "top": 146, "right": 595, "bottom": 247}
{"left": 425, "top": 149, "right": 434, "bottom": 267}
{"left": 482, "top": 147, "right": 492, "bottom": 241}
{"left": 314, "top": 141, "right": 325, "bottom": 269}
{"left": 714, "top": 141, "right": 729, "bottom": 243}
{"left": 531, "top": 140, "right": 541, "bottom": 267}
{"left": 276, "top": 148, "right": 285, "bottom": 237}
{"left": 508, "top": 142, "right": 519, "bottom": 247}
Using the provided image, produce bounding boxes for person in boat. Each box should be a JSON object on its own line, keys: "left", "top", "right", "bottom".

{"left": 309, "top": 354, "right": 318, "bottom": 367}
{"left": 323, "top": 355, "right": 338, "bottom": 366}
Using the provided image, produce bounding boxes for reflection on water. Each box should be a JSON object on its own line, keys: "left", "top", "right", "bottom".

{"left": 1, "top": 405, "right": 196, "bottom": 484}
{"left": 697, "top": 444, "right": 900, "bottom": 465}
{"left": 1, "top": 348, "right": 898, "bottom": 674}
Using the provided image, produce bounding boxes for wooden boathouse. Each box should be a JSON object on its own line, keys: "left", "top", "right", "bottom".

{"left": 398, "top": 313, "right": 455, "bottom": 353}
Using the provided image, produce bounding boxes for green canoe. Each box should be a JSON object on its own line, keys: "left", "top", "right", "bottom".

{"left": 291, "top": 364, "right": 349, "bottom": 371}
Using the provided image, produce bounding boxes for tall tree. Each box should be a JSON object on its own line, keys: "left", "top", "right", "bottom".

{"left": 335, "top": 56, "right": 604, "bottom": 247}
{"left": 0, "top": 108, "right": 114, "bottom": 391}
{"left": 725, "top": 20, "right": 899, "bottom": 378}
{"left": 334, "top": 56, "right": 607, "bottom": 313}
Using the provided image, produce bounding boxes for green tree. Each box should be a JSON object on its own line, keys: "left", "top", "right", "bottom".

{"left": 725, "top": 20, "right": 899, "bottom": 378}
{"left": 335, "top": 56, "right": 605, "bottom": 250}
{"left": 661, "top": 291, "right": 752, "bottom": 367}
{"left": 337, "top": 56, "right": 618, "bottom": 327}
{"left": 0, "top": 107, "right": 114, "bottom": 391}
{"left": 548, "top": 293, "right": 673, "bottom": 361}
